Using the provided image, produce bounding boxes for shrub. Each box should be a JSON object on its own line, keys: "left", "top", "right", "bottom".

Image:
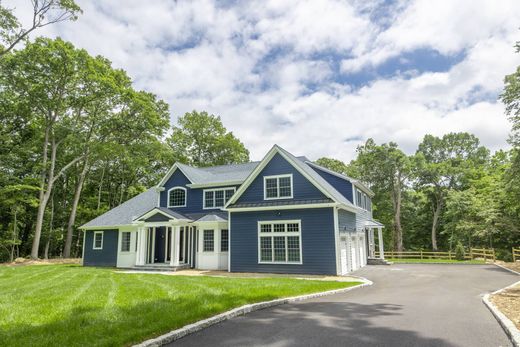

{"left": 455, "top": 242, "right": 465, "bottom": 261}
{"left": 495, "top": 249, "right": 512, "bottom": 262}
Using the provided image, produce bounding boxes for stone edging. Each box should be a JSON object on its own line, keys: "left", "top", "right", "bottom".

{"left": 482, "top": 279, "right": 520, "bottom": 347}
{"left": 133, "top": 279, "right": 373, "bottom": 347}
{"left": 494, "top": 263, "right": 520, "bottom": 276}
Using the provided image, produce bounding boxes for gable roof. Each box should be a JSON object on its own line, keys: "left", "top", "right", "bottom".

{"left": 225, "top": 145, "right": 358, "bottom": 212}
{"left": 305, "top": 161, "right": 375, "bottom": 197}
{"left": 80, "top": 188, "right": 157, "bottom": 229}
{"left": 133, "top": 206, "right": 190, "bottom": 222}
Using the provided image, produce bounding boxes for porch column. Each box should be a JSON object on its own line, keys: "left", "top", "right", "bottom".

{"left": 169, "top": 227, "right": 175, "bottom": 266}
{"left": 173, "top": 226, "right": 181, "bottom": 266}
{"left": 136, "top": 226, "right": 146, "bottom": 265}
{"left": 187, "top": 227, "right": 192, "bottom": 267}
{"left": 135, "top": 227, "right": 142, "bottom": 265}
{"left": 368, "top": 228, "right": 375, "bottom": 258}
{"left": 378, "top": 227, "right": 384, "bottom": 259}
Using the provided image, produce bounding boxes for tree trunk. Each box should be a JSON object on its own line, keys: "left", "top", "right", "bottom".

{"left": 64, "top": 156, "right": 89, "bottom": 258}
{"left": 431, "top": 194, "right": 443, "bottom": 251}
{"left": 44, "top": 193, "right": 55, "bottom": 260}
{"left": 10, "top": 209, "right": 17, "bottom": 262}
{"left": 97, "top": 164, "right": 106, "bottom": 211}
{"left": 393, "top": 179, "right": 403, "bottom": 252}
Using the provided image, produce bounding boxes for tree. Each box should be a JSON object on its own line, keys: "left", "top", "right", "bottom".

{"left": 415, "top": 133, "right": 489, "bottom": 250}
{"left": 167, "top": 111, "right": 249, "bottom": 167}
{"left": 354, "top": 139, "right": 411, "bottom": 251}
{"left": 0, "top": 0, "right": 81, "bottom": 57}
{"left": 501, "top": 41, "right": 520, "bottom": 149}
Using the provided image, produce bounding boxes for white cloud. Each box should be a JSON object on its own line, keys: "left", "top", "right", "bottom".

{"left": 4, "top": 0, "right": 519, "bottom": 162}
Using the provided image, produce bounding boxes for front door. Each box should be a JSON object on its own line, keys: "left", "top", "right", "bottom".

{"left": 154, "top": 227, "right": 166, "bottom": 263}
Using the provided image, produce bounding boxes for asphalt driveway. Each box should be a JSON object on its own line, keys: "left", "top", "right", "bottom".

{"left": 171, "top": 264, "right": 518, "bottom": 347}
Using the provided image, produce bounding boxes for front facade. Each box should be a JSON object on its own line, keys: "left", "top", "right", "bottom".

{"left": 80, "top": 145, "right": 384, "bottom": 275}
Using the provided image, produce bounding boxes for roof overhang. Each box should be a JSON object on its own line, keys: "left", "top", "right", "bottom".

{"left": 225, "top": 202, "right": 339, "bottom": 212}
{"left": 364, "top": 220, "right": 385, "bottom": 228}
{"left": 187, "top": 180, "right": 243, "bottom": 189}
{"left": 132, "top": 207, "right": 191, "bottom": 222}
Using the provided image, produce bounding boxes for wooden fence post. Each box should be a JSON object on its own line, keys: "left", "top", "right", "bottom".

{"left": 420, "top": 250, "right": 423, "bottom": 259}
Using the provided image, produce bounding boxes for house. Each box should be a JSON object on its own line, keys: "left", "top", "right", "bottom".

{"left": 80, "top": 145, "right": 385, "bottom": 275}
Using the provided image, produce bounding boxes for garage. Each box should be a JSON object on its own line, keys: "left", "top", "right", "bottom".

{"left": 339, "top": 231, "right": 367, "bottom": 275}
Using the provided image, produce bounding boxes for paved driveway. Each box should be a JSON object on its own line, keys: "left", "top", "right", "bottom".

{"left": 171, "top": 264, "right": 518, "bottom": 347}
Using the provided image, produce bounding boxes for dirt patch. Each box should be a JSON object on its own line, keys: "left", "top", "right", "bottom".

{"left": 496, "top": 261, "right": 520, "bottom": 273}
{"left": 491, "top": 282, "right": 520, "bottom": 330}
{"left": 1, "top": 258, "right": 81, "bottom": 266}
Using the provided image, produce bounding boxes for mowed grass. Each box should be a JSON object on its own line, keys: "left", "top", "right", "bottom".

{"left": 0, "top": 265, "right": 360, "bottom": 347}
{"left": 387, "top": 258, "right": 486, "bottom": 264}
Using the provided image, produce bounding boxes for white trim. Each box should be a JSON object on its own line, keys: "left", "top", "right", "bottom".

{"left": 167, "top": 186, "right": 187, "bottom": 208}
{"left": 203, "top": 187, "right": 236, "bottom": 209}
{"left": 187, "top": 180, "right": 243, "bottom": 189}
{"left": 93, "top": 231, "right": 103, "bottom": 250}
{"left": 157, "top": 164, "right": 194, "bottom": 188}
{"left": 228, "top": 212, "right": 231, "bottom": 272}
{"left": 120, "top": 231, "right": 132, "bottom": 252}
{"left": 81, "top": 230, "right": 86, "bottom": 265}
{"left": 263, "top": 174, "right": 294, "bottom": 200}
{"left": 202, "top": 229, "right": 215, "bottom": 253}
{"left": 257, "top": 220, "right": 303, "bottom": 265}
{"left": 333, "top": 207, "right": 341, "bottom": 275}
{"left": 133, "top": 208, "right": 190, "bottom": 222}
{"left": 225, "top": 203, "right": 338, "bottom": 212}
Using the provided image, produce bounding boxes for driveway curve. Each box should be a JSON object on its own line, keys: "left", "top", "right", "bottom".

{"left": 170, "top": 264, "right": 518, "bottom": 347}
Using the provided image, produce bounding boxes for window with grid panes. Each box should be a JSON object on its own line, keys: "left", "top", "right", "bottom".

{"left": 258, "top": 221, "right": 301, "bottom": 263}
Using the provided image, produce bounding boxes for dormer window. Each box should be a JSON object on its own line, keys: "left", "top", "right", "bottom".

{"left": 264, "top": 174, "right": 293, "bottom": 200}
{"left": 168, "top": 187, "right": 186, "bottom": 207}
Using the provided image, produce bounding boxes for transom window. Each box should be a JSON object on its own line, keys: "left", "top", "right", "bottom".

{"left": 221, "top": 229, "right": 229, "bottom": 252}
{"left": 264, "top": 174, "right": 293, "bottom": 200}
{"left": 258, "top": 221, "right": 301, "bottom": 264}
{"left": 203, "top": 230, "right": 214, "bottom": 252}
{"left": 204, "top": 187, "right": 235, "bottom": 209}
{"left": 168, "top": 187, "right": 186, "bottom": 207}
{"left": 93, "top": 231, "right": 103, "bottom": 250}
{"left": 121, "top": 232, "right": 131, "bottom": 252}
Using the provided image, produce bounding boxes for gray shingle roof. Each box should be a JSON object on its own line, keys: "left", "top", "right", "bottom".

{"left": 175, "top": 161, "right": 260, "bottom": 185}
{"left": 80, "top": 188, "right": 157, "bottom": 228}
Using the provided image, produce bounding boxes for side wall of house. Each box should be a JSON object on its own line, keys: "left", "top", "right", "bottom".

{"left": 230, "top": 207, "right": 336, "bottom": 275}
{"left": 83, "top": 229, "right": 118, "bottom": 267}
{"left": 312, "top": 167, "right": 354, "bottom": 203}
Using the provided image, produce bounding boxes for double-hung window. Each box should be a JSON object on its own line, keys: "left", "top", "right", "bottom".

{"left": 258, "top": 221, "right": 301, "bottom": 264}
{"left": 203, "top": 230, "right": 214, "bottom": 252}
{"left": 121, "top": 232, "right": 131, "bottom": 252}
{"left": 264, "top": 174, "right": 293, "bottom": 200}
{"left": 203, "top": 187, "right": 235, "bottom": 209}
{"left": 220, "top": 229, "right": 229, "bottom": 252}
{"left": 168, "top": 187, "right": 186, "bottom": 207}
{"left": 93, "top": 231, "right": 103, "bottom": 250}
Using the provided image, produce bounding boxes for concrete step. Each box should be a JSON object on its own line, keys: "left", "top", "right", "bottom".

{"left": 132, "top": 264, "right": 190, "bottom": 271}
{"left": 367, "top": 258, "right": 393, "bottom": 265}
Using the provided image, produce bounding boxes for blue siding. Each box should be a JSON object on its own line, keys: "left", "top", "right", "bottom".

{"left": 83, "top": 230, "right": 118, "bottom": 267}
{"left": 160, "top": 169, "right": 239, "bottom": 213}
{"left": 312, "top": 167, "right": 354, "bottom": 203}
{"left": 230, "top": 208, "right": 336, "bottom": 275}
{"left": 338, "top": 209, "right": 356, "bottom": 232}
{"left": 236, "top": 153, "right": 327, "bottom": 204}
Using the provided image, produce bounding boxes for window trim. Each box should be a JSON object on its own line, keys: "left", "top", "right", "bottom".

{"left": 202, "top": 187, "right": 236, "bottom": 210}
{"left": 120, "top": 231, "right": 131, "bottom": 253}
{"left": 263, "top": 174, "right": 293, "bottom": 200}
{"left": 167, "top": 186, "right": 187, "bottom": 208}
{"left": 93, "top": 231, "right": 103, "bottom": 250}
{"left": 257, "top": 220, "right": 302, "bottom": 264}
{"left": 202, "top": 229, "right": 215, "bottom": 253}
{"left": 220, "top": 229, "right": 229, "bottom": 252}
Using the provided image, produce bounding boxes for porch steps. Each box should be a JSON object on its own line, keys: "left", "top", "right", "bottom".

{"left": 132, "top": 264, "right": 191, "bottom": 272}
{"left": 367, "top": 258, "right": 393, "bottom": 265}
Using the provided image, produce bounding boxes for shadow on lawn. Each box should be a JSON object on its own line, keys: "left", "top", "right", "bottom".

{"left": 172, "top": 301, "right": 455, "bottom": 347}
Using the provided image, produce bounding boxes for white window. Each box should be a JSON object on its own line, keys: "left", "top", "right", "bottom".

{"left": 263, "top": 174, "right": 293, "bottom": 200}
{"left": 203, "top": 187, "right": 235, "bottom": 209}
{"left": 220, "top": 229, "right": 229, "bottom": 252}
{"left": 121, "top": 232, "right": 131, "bottom": 252}
{"left": 93, "top": 231, "right": 103, "bottom": 250}
{"left": 258, "top": 220, "right": 301, "bottom": 264}
{"left": 203, "top": 230, "right": 214, "bottom": 252}
{"left": 168, "top": 187, "right": 186, "bottom": 207}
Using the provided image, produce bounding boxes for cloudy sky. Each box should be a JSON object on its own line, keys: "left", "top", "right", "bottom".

{"left": 8, "top": 0, "right": 520, "bottom": 161}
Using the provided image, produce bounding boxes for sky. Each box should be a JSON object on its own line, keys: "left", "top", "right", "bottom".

{"left": 7, "top": 0, "right": 520, "bottom": 161}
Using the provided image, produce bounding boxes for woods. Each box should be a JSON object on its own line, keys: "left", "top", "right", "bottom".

{"left": 0, "top": 1, "right": 519, "bottom": 262}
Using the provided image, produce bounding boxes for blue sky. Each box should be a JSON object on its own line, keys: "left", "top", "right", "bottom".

{"left": 8, "top": 0, "right": 520, "bottom": 161}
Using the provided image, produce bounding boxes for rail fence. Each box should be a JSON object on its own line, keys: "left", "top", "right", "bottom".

{"left": 375, "top": 248, "right": 496, "bottom": 262}
{"left": 513, "top": 247, "right": 520, "bottom": 262}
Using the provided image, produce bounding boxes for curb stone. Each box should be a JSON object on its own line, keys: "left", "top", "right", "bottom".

{"left": 494, "top": 263, "right": 520, "bottom": 276}
{"left": 482, "top": 279, "right": 520, "bottom": 347}
{"left": 133, "top": 278, "right": 373, "bottom": 347}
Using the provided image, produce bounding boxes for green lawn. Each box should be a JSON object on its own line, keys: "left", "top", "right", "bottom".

{"left": 0, "top": 265, "right": 360, "bottom": 347}
{"left": 387, "top": 258, "right": 486, "bottom": 264}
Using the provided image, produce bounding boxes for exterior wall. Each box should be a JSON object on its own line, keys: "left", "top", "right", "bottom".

{"left": 312, "top": 167, "right": 354, "bottom": 203}
{"left": 230, "top": 207, "right": 336, "bottom": 275}
{"left": 338, "top": 209, "right": 356, "bottom": 233}
{"left": 236, "top": 153, "right": 327, "bottom": 204}
{"left": 83, "top": 229, "right": 118, "bottom": 267}
{"left": 159, "top": 169, "right": 238, "bottom": 213}
{"left": 355, "top": 208, "right": 373, "bottom": 231}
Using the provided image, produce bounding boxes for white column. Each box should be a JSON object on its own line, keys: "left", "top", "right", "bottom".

{"left": 378, "top": 227, "right": 384, "bottom": 259}
{"left": 169, "top": 227, "right": 175, "bottom": 266}
{"left": 137, "top": 227, "right": 147, "bottom": 265}
{"left": 135, "top": 228, "right": 141, "bottom": 266}
{"left": 188, "top": 227, "right": 192, "bottom": 267}
{"left": 173, "top": 226, "right": 181, "bottom": 266}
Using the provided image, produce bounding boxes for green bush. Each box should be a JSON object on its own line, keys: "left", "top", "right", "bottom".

{"left": 495, "top": 248, "right": 513, "bottom": 262}
{"left": 455, "top": 242, "right": 465, "bottom": 261}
